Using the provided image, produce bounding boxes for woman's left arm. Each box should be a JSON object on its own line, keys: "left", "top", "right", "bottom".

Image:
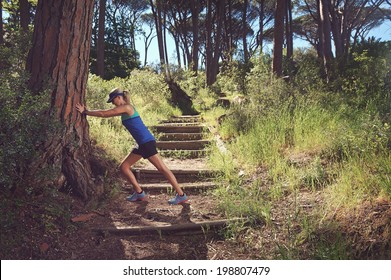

{"left": 76, "top": 103, "right": 129, "bottom": 118}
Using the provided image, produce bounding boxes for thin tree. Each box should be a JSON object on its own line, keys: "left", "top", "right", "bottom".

{"left": 206, "top": 0, "right": 225, "bottom": 86}
{"left": 319, "top": 0, "right": 333, "bottom": 80}
{"left": 150, "top": 1, "right": 165, "bottom": 66}
{"left": 0, "top": 0, "right": 3, "bottom": 45}
{"left": 140, "top": 13, "right": 156, "bottom": 66}
{"left": 242, "top": 0, "right": 249, "bottom": 64}
{"left": 286, "top": 0, "right": 293, "bottom": 60}
{"left": 26, "top": 0, "right": 97, "bottom": 202}
{"left": 19, "top": 0, "right": 29, "bottom": 32}
{"left": 255, "top": 0, "right": 274, "bottom": 54}
{"left": 190, "top": 0, "right": 199, "bottom": 72}
{"left": 272, "top": 0, "right": 285, "bottom": 76}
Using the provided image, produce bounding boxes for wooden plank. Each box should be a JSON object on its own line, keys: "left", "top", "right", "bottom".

{"left": 92, "top": 218, "right": 247, "bottom": 236}
{"left": 123, "top": 182, "right": 217, "bottom": 191}
{"left": 156, "top": 140, "right": 210, "bottom": 150}
{"left": 132, "top": 168, "right": 214, "bottom": 175}
{"left": 161, "top": 116, "right": 201, "bottom": 123}
{"left": 159, "top": 149, "right": 208, "bottom": 158}
{"left": 152, "top": 125, "right": 206, "bottom": 134}
{"left": 158, "top": 133, "right": 205, "bottom": 141}
{"left": 132, "top": 168, "right": 216, "bottom": 183}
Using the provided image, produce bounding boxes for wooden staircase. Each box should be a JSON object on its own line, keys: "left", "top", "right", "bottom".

{"left": 91, "top": 115, "right": 246, "bottom": 239}
{"left": 133, "top": 115, "right": 217, "bottom": 191}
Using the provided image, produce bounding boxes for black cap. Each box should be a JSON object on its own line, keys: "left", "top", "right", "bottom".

{"left": 106, "top": 89, "right": 124, "bottom": 103}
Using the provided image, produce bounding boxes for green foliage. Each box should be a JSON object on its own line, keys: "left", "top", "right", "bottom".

{"left": 89, "top": 1, "right": 149, "bottom": 79}
{"left": 215, "top": 60, "right": 253, "bottom": 96}
{"left": 291, "top": 48, "right": 325, "bottom": 93}
{"left": 0, "top": 77, "right": 52, "bottom": 189}
{"left": 89, "top": 45, "right": 140, "bottom": 80}
{"left": 341, "top": 39, "right": 391, "bottom": 110}
{"left": 175, "top": 70, "right": 214, "bottom": 111}
{"left": 207, "top": 49, "right": 391, "bottom": 258}
{"left": 0, "top": 36, "right": 55, "bottom": 190}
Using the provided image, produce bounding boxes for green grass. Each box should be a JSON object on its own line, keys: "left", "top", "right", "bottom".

{"left": 208, "top": 85, "right": 390, "bottom": 258}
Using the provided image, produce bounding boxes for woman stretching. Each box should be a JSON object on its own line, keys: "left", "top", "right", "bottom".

{"left": 76, "top": 88, "right": 188, "bottom": 205}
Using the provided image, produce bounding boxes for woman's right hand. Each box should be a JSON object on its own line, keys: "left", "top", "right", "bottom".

{"left": 76, "top": 103, "right": 86, "bottom": 114}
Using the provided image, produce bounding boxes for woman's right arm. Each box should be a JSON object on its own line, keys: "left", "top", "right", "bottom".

{"left": 76, "top": 103, "right": 131, "bottom": 118}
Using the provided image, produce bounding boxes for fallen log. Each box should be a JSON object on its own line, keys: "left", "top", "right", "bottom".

{"left": 91, "top": 218, "right": 247, "bottom": 236}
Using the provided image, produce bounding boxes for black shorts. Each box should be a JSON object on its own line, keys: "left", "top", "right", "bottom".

{"left": 132, "top": 140, "right": 158, "bottom": 159}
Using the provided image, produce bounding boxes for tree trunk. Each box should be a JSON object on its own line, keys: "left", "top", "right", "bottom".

{"left": 150, "top": 1, "right": 166, "bottom": 71}
{"left": 319, "top": 0, "right": 333, "bottom": 81}
{"left": 174, "top": 33, "right": 182, "bottom": 68}
{"left": 19, "top": 0, "right": 30, "bottom": 32}
{"left": 205, "top": 0, "right": 213, "bottom": 85}
{"left": 26, "top": 0, "right": 99, "bottom": 202}
{"left": 272, "top": 0, "right": 285, "bottom": 77}
{"left": 162, "top": 6, "right": 171, "bottom": 80}
{"left": 96, "top": 0, "right": 105, "bottom": 78}
{"left": 143, "top": 27, "right": 154, "bottom": 67}
{"left": 211, "top": 0, "right": 224, "bottom": 83}
{"left": 226, "top": 0, "right": 234, "bottom": 61}
{"left": 190, "top": 0, "right": 199, "bottom": 72}
{"left": 258, "top": 0, "right": 265, "bottom": 53}
{"left": 206, "top": 0, "right": 225, "bottom": 86}
{"left": 242, "top": 0, "right": 249, "bottom": 64}
{"left": 285, "top": 0, "right": 293, "bottom": 61}
{"left": 0, "top": 1, "right": 3, "bottom": 45}
{"left": 329, "top": 0, "right": 343, "bottom": 60}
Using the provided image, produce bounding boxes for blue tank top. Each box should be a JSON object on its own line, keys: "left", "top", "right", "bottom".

{"left": 121, "top": 107, "right": 155, "bottom": 145}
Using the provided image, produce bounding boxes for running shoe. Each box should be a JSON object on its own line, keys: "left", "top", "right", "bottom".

{"left": 168, "top": 193, "right": 188, "bottom": 205}
{"left": 127, "top": 191, "right": 146, "bottom": 202}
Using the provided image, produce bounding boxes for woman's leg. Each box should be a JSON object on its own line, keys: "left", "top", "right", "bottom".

{"left": 120, "top": 152, "right": 143, "bottom": 193}
{"left": 147, "top": 154, "right": 184, "bottom": 196}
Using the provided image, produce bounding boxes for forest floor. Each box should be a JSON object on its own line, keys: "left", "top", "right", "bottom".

{"left": 6, "top": 156, "right": 389, "bottom": 260}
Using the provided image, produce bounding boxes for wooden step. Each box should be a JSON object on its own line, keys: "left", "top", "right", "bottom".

{"left": 158, "top": 133, "right": 205, "bottom": 141}
{"left": 161, "top": 115, "right": 201, "bottom": 123}
{"left": 124, "top": 181, "right": 217, "bottom": 192}
{"left": 156, "top": 140, "right": 210, "bottom": 150}
{"left": 159, "top": 149, "right": 208, "bottom": 159}
{"left": 92, "top": 218, "right": 247, "bottom": 236}
{"left": 132, "top": 168, "right": 216, "bottom": 183}
{"left": 152, "top": 125, "right": 206, "bottom": 134}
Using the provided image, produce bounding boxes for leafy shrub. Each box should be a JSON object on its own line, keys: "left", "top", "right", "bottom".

{"left": 0, "top": 37, "right": 55, "bottom": 191}
{"left": 341, "top": 39, "right": 391, "bottom": 110}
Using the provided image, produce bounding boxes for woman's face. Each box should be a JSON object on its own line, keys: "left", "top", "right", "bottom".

{"left": 112, "top": 95, "right": 123, "bottom": 106}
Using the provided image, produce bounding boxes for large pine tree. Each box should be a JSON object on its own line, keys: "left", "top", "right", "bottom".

{"left": 26, "top": 0, "right": 99, "bottom": 202}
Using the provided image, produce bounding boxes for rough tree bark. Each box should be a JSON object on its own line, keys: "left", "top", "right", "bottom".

{"left": 97, "top": 0, "right": 106, "bottom": 78}
{"left": 272, "top": 0, "right": 285, "bottom": 77}
{"left": 26, "top": 0, "right": 100, "bottom": 202}
{"left": 319, "top": 0, "right": 333, "bottom": 81}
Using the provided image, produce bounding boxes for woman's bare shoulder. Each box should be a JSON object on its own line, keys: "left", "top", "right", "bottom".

{"left": 121, "top": 104, "right": 134, "bottom": 115}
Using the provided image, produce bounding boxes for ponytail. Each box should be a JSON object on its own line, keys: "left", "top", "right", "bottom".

{"left": 122, "top": 90, "right": 131, "bottom": 105}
